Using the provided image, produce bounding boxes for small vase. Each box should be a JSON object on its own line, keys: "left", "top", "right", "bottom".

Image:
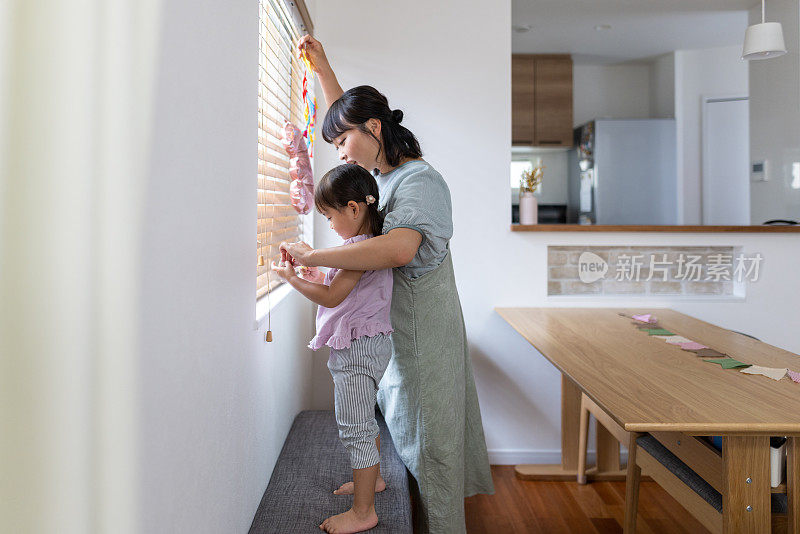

{"left": 519, "top": 192, "right": 538, "bottom": 225}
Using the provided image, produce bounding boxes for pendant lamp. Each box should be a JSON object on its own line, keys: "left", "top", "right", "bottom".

{"left": 742, "top": 0, "right": 787, "bottom": 60}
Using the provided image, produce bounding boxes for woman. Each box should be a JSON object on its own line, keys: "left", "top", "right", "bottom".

{"left": 283, "top": 35, "right": 494, "bottom": 533}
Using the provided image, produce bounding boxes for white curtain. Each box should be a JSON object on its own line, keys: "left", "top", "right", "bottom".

{"left": 0, "top": 0, "right": 161, "bottom": 532}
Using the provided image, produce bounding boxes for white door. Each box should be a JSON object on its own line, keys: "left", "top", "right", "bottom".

{"left": 702, "top": 97, "right": 750, "bottom": 225}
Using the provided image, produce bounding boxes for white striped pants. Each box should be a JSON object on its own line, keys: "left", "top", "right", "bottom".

{"left": 327, "top": 333, "right": 393, "bottom": 469}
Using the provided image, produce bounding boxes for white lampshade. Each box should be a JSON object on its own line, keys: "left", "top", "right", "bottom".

{"left": 742, "top": 22, "right": 787, "bottom": 60}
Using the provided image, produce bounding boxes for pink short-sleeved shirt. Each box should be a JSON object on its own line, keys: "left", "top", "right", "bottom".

{"left": 308, "top": 234, "right": 394, "bottom": 351}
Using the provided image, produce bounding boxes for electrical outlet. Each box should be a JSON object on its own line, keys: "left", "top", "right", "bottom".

{"left": 751, "top": 160, "right": 768, "bottom": 182}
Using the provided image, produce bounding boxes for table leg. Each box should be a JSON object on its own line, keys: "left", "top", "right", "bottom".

{"left": 561, "top": 374, "right": 582, "bottom": 471}
{"left": 515, "top": 374, "right": 627, "bottom": 481}
{"left": 789, "top": 437, "right": 799, "bottom": 534}
{"left": 722, "top": 435, "right": 770, "bottom": 534}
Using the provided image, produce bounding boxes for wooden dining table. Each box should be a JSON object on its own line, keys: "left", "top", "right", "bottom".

{"left": 495, "top": 307, "right": 800, "bottom": 533}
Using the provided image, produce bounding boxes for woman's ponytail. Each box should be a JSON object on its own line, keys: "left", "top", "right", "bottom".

{"left": 322, "top": 86, "right": 422, "bottom": 168}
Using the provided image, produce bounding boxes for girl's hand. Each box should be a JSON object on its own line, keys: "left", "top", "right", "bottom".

{"left": 298, "top": 266, "right": 325, "bottom": 284}
{"left": 280, "top": 246, "right": 293, "bottom": 265}
{"left": 280, "top": 241, "right": 316, "bottom": 267}
{"left": 270, "top": 259, "right": 296, "bottom": 281}
{"left": 297, "top": 35, "right": 330, "bottom": 74}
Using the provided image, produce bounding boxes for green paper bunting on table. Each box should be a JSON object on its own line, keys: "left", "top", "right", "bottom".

{"left": 704, "top": 358, "right": 752, "bottom": 369}
{"left": 646, "top": 329, "right": 675, "bottom": 336}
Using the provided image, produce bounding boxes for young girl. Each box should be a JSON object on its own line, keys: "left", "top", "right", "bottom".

{"left": 271, "top": 163, "right": 393, "bottom": 534}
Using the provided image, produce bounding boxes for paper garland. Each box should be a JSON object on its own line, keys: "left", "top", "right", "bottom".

{"left": 665, "top": 336, "right": 694, "bottom": 345}
{"left": 678, "top": 341, "right": 708, "bottom": 351}
{"left": 620, "top": 312, "right": 799, "bottom": 383}
{"left": 740, "top": 365, "right": 788, "bottom": 381}
{"left": 693, "top": 348, "right": 727, "bottom": 357}
{"left": 647, "top": 329, "right": 675, "bottom": 336}
{"left": 704, "top": 358, "right": 751, "bottom": 369}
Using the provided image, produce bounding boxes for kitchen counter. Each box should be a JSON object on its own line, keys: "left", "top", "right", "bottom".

{"left": 511, "top": 224, "right": 800, "bottom": 232}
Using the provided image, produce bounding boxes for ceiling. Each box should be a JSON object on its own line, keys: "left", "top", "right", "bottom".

{"left": 512, "top": 0, "right": 756, "bottom": 64}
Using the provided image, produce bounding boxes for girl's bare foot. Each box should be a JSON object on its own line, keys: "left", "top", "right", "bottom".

{"left": 333, "top": 475, "right": 385, "bottom": 495}
{"left": 319, "top": 507, "right": 378, "bottom": 533}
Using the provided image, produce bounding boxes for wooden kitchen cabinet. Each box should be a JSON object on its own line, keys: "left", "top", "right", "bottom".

{"left": 511, "top": 54, "right": 573, "bottom": 147}
{"left": 511, "top": 55, "right": 536, "bottom": 145}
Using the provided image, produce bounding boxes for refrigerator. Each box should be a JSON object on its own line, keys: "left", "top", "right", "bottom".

{"left": 567, "top": 119, "right": 677, "bottom": 225}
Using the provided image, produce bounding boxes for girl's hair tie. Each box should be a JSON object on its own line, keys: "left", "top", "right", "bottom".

{"left": 365, "top": 194, "right": 376, "bottom": 205}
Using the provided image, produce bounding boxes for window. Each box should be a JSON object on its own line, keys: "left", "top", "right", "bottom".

{"left": 510, "top": 160, "right": 533, "bottom": 189}
{"left": 257, "top": 0, "right": 311, "bottom": 298}
{"left": 510, "top": 157, "right": 543, "bottom": 194}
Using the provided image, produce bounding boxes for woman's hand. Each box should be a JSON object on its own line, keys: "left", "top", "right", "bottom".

{"left": 297, "top": 35, "right": 343, "bottom": 104}
{"left": 280, "top": 241, "right": 316, "bottom": 267}
{"left": 270, "top": 259, "right": 296, "bottom": 282}
{"left": 297, "top": 35, "right": 330, "bottom": 75}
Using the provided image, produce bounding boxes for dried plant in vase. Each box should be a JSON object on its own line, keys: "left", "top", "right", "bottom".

{"left": 519, "top": 164, "right": 544, "bottom": 194}
{"left": 518, "top": 163, "right": 544, "bottom": 225}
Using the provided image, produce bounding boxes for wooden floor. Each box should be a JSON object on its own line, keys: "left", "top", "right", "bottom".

{"left": 464, "top": 466, "right": 711, "bottom": 534}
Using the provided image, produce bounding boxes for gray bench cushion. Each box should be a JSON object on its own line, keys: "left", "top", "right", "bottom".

{"left": 249, "top": 410, "right": 412, "bottom": 533}
{"left": 636, "top": 434, "right": 788, "bottom": 515}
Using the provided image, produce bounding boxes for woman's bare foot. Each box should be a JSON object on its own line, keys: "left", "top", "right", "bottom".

{"left": 333, "top": 475, "right": 385, "bottom": 495}
{"left": 319, "top": 507, "right": 378, "bottom": 533}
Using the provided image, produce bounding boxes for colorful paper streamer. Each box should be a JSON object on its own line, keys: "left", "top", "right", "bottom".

{"left": 300, "top": 50, "right": 317, "bottom": 158}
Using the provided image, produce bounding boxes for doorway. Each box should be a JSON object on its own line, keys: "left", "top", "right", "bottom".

{"left": 701, "top": 96, "right": 750, "bottom": 225}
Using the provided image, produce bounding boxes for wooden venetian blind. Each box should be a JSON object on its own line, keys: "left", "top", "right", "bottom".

{"left": 257, "top": 0, "right": 307, "bottom": 298}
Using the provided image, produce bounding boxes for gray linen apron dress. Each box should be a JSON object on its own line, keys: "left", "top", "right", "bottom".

{"left": 373, "top": 160, "right": 494, "bottom": 533}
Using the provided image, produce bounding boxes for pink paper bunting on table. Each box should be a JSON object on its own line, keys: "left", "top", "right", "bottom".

{"left": 787, "top": 370, "right": 800, "bottom": 383}
{"left": 632, "top": 314, "right": 657, "bottom": 324}
{"left": 679, "top": 341, "right": 708, "bottom": 351}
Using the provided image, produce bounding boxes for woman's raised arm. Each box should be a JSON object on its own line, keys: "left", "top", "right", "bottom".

{"left": 282, "top": 228, "right": 422, "bottom": 271}
{"left": 298, "top": 35, "right": 344, "bottom": 106}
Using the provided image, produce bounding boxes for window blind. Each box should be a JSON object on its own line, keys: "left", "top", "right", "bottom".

{"left": 257, "top": 0, "right": 308, "bottom": 299}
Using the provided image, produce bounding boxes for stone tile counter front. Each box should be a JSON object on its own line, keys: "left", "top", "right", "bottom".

{"left": 546, "top": 246, "right": 762, "bottom": 297}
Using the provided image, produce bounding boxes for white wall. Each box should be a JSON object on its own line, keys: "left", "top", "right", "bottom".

{"left": 139, "top": 0, "right": 316, "bottom": 530}
{"left": 311, "top": 0, "right": 800, "bottom": 467}
{"left": 749, "top": 0, "right": 800, "bottom": 224}
{"left": 573, "top": 63, "right": 652, "bottom": 127}
{"left": 650, "top": 52, "right": 675, "bottom": 118}
{"left": 674, "top": 45, "right": 749, "bottom": 225}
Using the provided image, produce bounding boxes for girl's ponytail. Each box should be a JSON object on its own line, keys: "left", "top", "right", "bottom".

{"left": 315, "top": 165, "right": 385, "bottom": 236}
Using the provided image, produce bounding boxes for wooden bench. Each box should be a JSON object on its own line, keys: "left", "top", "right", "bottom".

{"left": 249, "top": 410, "right": 412, "bottom": 533}
{"left": 577, "top": 392, "right": 795, "bottom": 533}
{"left": 626, "top": 432, "right": 795, "bottom": 534}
